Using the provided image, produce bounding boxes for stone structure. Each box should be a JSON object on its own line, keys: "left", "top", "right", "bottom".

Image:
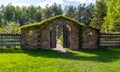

{"left": 82, "top": 27, "right": 99, "bottom": 49}
{"left": 21, "top": 15, "right": 99, "bottom": 50}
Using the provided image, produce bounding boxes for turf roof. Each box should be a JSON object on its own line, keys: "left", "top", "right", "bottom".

{"left": 21, "top": 15, "right": 86, "bottom": 30}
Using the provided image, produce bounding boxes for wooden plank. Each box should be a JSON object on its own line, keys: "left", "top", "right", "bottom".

{"left": 100, "top": 36, "right": 117, "bottom": 38}
{"left": 99, "top": 32, "right": 120, "bottom": 48}
{"left": 0, "top": 33, "right": 21, "bottom": 47}
{"left": 100, "top": 42, "right": 117, "bottom": 44}
{"left": 0, "top": 40, "right": 21, "bottom": 42}
{"left": 0, "top": 33, "right": 21, "bottom": 36}
{"left": 100, "top": 39, "right": 117, "bottom": 41}
{"left": 0, "top": 44, "right": 21, "bottom": 46}
{"left": 100, "top": 32, "right": 120, "bottom": 35}
{"left": 0, "top": 39, "right": 21, "bottom": 41}
{"left": 100, "top": 36, "right": 118, "bottom": 38}
{"left": 0, "top": 42, "right": 21, "bottom": 44}
{"left": 0, "top": 37, "right": 21, "bottom": 39}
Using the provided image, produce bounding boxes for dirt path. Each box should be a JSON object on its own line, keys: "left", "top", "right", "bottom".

{"left": 53, "top": 42, "right": 66, "bottom": 53}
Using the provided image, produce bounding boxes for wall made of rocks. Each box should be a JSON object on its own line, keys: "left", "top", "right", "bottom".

{"left": 82, "top": 27, "right": 98, "bottom": 49}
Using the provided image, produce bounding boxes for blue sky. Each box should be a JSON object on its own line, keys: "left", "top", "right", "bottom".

{"left": 0, "top": 0, "right": 96, "bottom": 8}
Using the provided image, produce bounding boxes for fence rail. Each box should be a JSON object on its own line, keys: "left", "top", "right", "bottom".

{"left": 0, "top": 32, "right": 120, "bottom": 48}
{"left": 99, "top": 32, "right": 120, "bottom": 48}
{"left": 0, "top": 33, "right": 21, "bottom": 47}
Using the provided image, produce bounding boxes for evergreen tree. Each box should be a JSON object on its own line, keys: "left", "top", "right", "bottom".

{"left": 35, "top": 6, "right": 42, "bottom": 22}
{"left": 76, "top": 4, "right": 86, "bottom": 23}
{"left": 0, "top": 12, "right": 2, "bottom": 26}
{"left": 76, "top": 4, "right": 94, "bottom": 25}
{"left": 44, "top": 3, "right": 63, "bottom": 19}
{"left": 0, "top": 4, "right": 4, "bottom": 26}
{"left": 64, "top": 5, "right": 76, "bottom": 19}
{"left": 3, "top": 3, "right": 15, "bottom": 22}
{"left": 90, "top": 0, "right": 107, "bottom": 29}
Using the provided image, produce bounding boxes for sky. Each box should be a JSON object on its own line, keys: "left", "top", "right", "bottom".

{"left": 0, "top": 0, "right": 96, "bottom": 8}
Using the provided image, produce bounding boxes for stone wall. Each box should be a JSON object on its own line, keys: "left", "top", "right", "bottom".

{"left": 82, "top": 27, "right": 99, "bottom": 49}
{"left": 21, "top": 17, "right": 99, "bottom": 50}
{"left": 21, "top": 28, "right": 40, "bottom": 49}
{"left": 41, "top": 25, "right": 51, "bottom": 49}
{"left": 21, "top": 18, "right": 80, "bottom": 50}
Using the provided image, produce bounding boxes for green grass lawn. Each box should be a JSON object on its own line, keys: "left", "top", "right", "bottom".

{"left": 0, "top": 48, "right": 120, "bottom": 72}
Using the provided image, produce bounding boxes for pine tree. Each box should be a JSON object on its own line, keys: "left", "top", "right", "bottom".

{"left": 90, "top": 0, "right": 107, "bottom": 29}
{"left": 64, "top": 5, "right": 76, "bottom": 19}
{"left": 44, "top": 3, "right": 63, "bottom": 19}
{"left": 75, "top": 4, "right": 94, "bottom": 25}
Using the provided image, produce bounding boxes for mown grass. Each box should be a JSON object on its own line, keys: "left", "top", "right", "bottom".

{"left": 0, "top": 48, "right": 120, "bottom": 72}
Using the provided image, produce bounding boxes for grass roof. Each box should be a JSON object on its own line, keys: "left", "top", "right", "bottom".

{"left": 21, "top": 15, "right": 86, "bottom": 30}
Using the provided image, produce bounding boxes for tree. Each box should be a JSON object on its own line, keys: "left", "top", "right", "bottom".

{"left": 27, "top": 5, "right": 37, "bottom": 23}
{"left": 76, "top": 4, "right": 85, "bottom": 23}
{"left": 0, "top": 4, "right": 4, "bottom": 27}
{"left": 76, "top": 4, "right": 94, "bottom": 25}
{"left": 90, "top": 0, "right": 107, "bottom": 29}
{"left": 0, "top": 12, "right": 2, "bottom": 26}
{"left": 102, "top": 0, "right": 120, "bottom": 31}
{"left": 44, "top": 3, "right": 63, "bottom": 19}
{"left": 14, "top": 6, "right": 22, "bottom": 23}
{"left": 35, "top": 6, "right": 43, "bottom": 22}
{"left": 64, "top": 5, "right": 76, "bottom": 19}
{"left": 18, "top": 6, "right": 28, "bottom": 26}
{"left": 2, "top": 3, "right": 15, "bottom": 22}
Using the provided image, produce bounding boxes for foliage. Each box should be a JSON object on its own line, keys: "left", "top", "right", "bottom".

{"left": 2, "top": 3, "right": 15, "bottom": 22}
{"left": 0, "top": 48, "right": 120, "bottom": 72}
{"left": 64, "top": 5, "right": 76, "bottom": 19}
{"left": 0, "top": 11, "right": 2, "bottom": 27}
{"left": 0, "top": 1, "right": 119, "bottom": 32}
{"left": 0, "top": 3, "right": 95, "bottom": 32}
{"left": 43, "top": 3, "right": 63, "bottom": 19}
{"left": 90, "top": 0, "right": 107, "bottom": 29}
{"left": 0, "top": 22, "right": 19, "bottom": 33}
{"left": 0, "top": 4, "right": 43, "bottom": 26}
{"left": 65, "top": 4, "right": 94, "bottom": 25}
{"left": 57, "top": 34, "right": 63, "bottom": 45}
{"left": 102, "top": 0, "right": 120, "bottom": 31}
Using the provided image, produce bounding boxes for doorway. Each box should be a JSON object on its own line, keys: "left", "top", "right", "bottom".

{"left": 50, "top": 23, "right": 70, "bottom": 51}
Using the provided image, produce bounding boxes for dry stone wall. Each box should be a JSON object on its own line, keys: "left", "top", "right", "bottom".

{"left": 82, "top": 27, "right": 99, "bottom": 49}
{"left": 21, "top": 17, "right": 99, "bottom": 50}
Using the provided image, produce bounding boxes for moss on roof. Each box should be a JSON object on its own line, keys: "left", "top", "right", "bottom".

{"left": 21, "top": 15, "right": 86, "bottom": 30}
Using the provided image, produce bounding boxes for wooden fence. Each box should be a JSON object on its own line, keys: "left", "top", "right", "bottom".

{"left": 99, "top": 32, "right": 120, "bottom": 48}
{"left": 0, "top": 32, "right": 120, "bottom": 48}
{"left": 0, "top": 33, "right": 21, "bottom": 47}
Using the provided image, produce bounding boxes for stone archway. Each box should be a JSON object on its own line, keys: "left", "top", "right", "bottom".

{"left": 47, "top": 19, "right": 79, "bottom": 50}
{"left": 21, "top": 15, "right": 92, "bottom": 50}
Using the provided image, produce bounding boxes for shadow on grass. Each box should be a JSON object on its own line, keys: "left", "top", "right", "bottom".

{"left": 0, "top": 48, "right": 120, "bottom": 62}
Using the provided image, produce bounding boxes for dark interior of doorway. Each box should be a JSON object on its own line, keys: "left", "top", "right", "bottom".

{"left": 50, "top": 24, "right": 70, "bottom": 48}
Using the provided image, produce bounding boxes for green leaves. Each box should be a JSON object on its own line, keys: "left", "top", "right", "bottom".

{"left": 90, "top": 0, "right": 107, "bottom": 29}
{"left": 103, "top": 0, "right": 120, "bottom": 31}
{"left": 43, "top": 3, "right": 63, "bottom": 19}
{"left": 64, "top": 4, "right": 94, "bottom": 25}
